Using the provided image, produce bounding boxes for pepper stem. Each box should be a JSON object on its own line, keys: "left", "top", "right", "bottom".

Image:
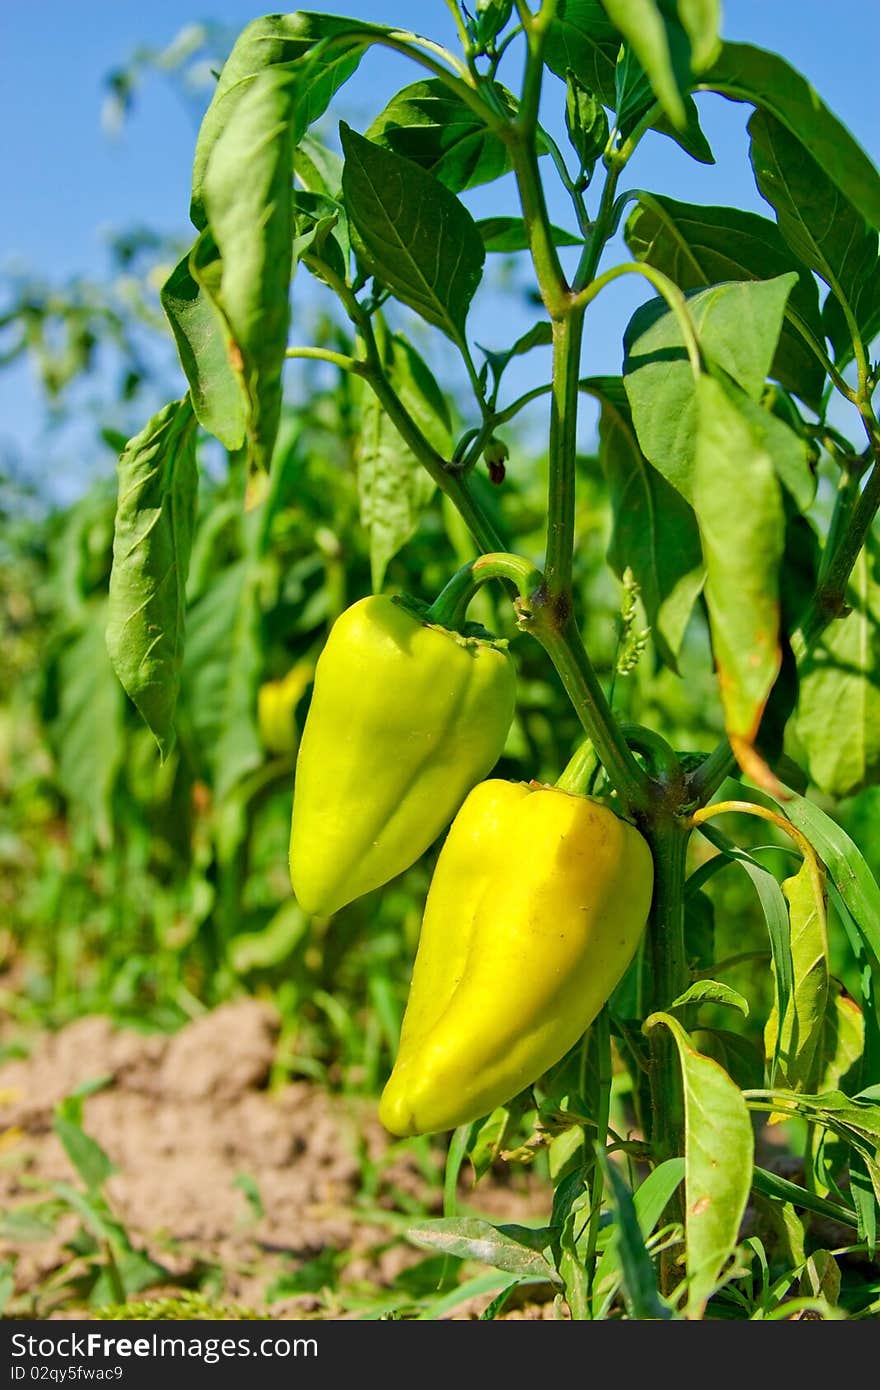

{"left": 425, "top": 552, "right": 544, "bottom": 630}
{"left": 555, "top": 738, "right": 599, "bottom": 795}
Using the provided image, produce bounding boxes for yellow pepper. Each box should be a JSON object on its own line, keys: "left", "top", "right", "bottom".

{"left": 380, "top": 779, "right": 654, "bottom": 1136}
{"left": 289, "top": 595, "right": 515, "bottom": 917}
{"left": 257, "top": 661, "right": 313, "bottom": 756}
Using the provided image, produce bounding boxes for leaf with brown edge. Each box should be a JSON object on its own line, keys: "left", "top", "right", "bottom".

{"left": 692, "top": 374, "right": 786, "bottom": 791}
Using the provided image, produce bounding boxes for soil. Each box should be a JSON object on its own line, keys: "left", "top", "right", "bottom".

{"left": 0, "top": 1001, "right": 559, "bottom": 1320}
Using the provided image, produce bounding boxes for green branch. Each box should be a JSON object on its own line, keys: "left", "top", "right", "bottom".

{"left": 285, "top": 346, "right": 363, "bottom": 374}
{"left": 571, "top": 262, "right": 703, "bottom": 376}
{"left": 545, "top": 312, "right": 584, "bottom": 596}
{"left": 309, "top": 259, "right": 506, "bottom": 555}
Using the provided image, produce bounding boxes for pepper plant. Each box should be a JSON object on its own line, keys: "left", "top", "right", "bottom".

{"left": 107, "top": 1, "right": 880, "bottom": 1318}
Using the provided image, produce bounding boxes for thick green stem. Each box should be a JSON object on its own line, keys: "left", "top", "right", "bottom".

{"left": 508, "top": 147, "right": 569, "bottom": 315}
{"left": 642, "top": 814, "right": 691, "bottom": 1295}
{"left": 573, "top": 160, "right": 624, "bottom": 294}
{"left": 644, "top": 817, "right": 692, "bottom": 1021}
{"left": 545, "top": 311, "right": 585, "bottom": 596}
{"left": 504, "top": 3, "right": 569, "bottom": 317}
{"left": 584, "top": 1006, "right": 612, "bottom": 1307}
{"left": 686, "top": 738, "right": 737, "bottom": 805}
{"left": 429, "top": 558, "right": 651, "bottom": 810}
{"left": 524, "top": 603, "right": 652, "bottom": 814}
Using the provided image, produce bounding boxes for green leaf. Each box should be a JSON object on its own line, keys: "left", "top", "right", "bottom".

{"left": 700, "top": 43, "right": 880, "bottom": 232}
{"left": 815, "top": 979, "right": 865, "bottom": 1095}
{"left": 600, "top": 1153, "right": 673, "bottom": 1319}
{"left": 550, "top": 1167, "right": 590, "bottom": 1319}
{"left": 653, "top": 96, "right": 715, "bottom": 166}
{"left": 823, "top": 289, "right": 880, "bottom": 369}
{"left": 830, "top": 881, "right": 880, "bottom": 1101}
{"left": 766, "top": 793, "right": 880, "bottom": 980}
{"left": 160, "top": 249, "right": 246, "bottom": 451}
{"left": 475, "top": 0, "right": 516, "bottom": 44}
{"left": 229, "top": 900, "right": 309, "bottom": 975}
{"left": 737, "top": 387, "right": 814, "bottom": 513}
{"left": 191, "top": 12, "right": 381, "bottom": 227}
{"left": 565, "top": 71, "right": 609, "bottom": 174}
{"left": 749, "top": 109, "right": 880, "bottom": 368}
{"left": 696, "top": 824, "right": 793, "bottom": 1051}
{"left": 676, "top": 0, "right": 721, "bottom": 71}
{"left": 851, "top": 1150, "right": 878, "bottom": 1255}
{"left": 107, "top": 398, "right": 198, "bottom": 759}
{"left": 796, "top": 536, "right": 880, "bottom": 799}
{"left": 544, "top": 1, "right": 620, "bottom": 107}
{"left": 468, "top": 1106, "right": 517, "bottom": 1184}
{"left": 53, "top": 610, "right": 124, "bottom": 847}
{"left": 53, "top": 1115, "right": 115, "bottom": 1194}
{"left": 357, "top": 331, "right": 450, "bottom": 590}
{"left": 93, "top": 1248, "right": 168, "bottom": 1305}
{"left": 479, "top": 320, "right": 552, "bottom": 392}
{"left": 672, "top": 980, "right": 750, "bottom": 1017}
{"left": 546, "top": 1, "right": 711, "bottom": 162}
{"left": 751, "top": 1166, "right": 858, "bottom": 1230}
{"left": 476, "top": 216, "right": 582, "bottom": 252}
{"left": 799, "top": 1249, "right": 841, "bottom": 1308}
{"left": 764, "top": 863, "right": 830, "bottom": 1092}
{"left": 199, "top": 65, "right": 297, "bottom": 476}
{"left": 181, "top": 559, "right": 263, "bottom": 797}
{"left": 0, "top": 1208, "right": 58, "bottom": 1243}
{"left": 766, "top": 1090, "right": 880, "bottom": 1192}
{"left": 612, "top": 43, "right": 713, "bottom": 164}
{"left": 691, "top": 1029, "right": 764, "bottom": 1092}
{"left": 406, "top": 1217, "right": 561, "bottom": 1285}
{"left": 590, "top": 377, "right": 704, "bottom": 668}
{"left": 693, "top": 374, "right": 785, "bottom": 764}
{"left": 623, "top": 273, "right": 798, "bottom": 502}
{"left": 591, "top": 1157, "right": 685, "bottom": 1317}
{"left": 632, "top": 1156, "right": 687, "bottom": 1234}
{"left": 624, "top": 193, "right": 825, "bottom": 408}
{"left": 601, "top": 0, "right": 687, "bottom": 128}
{"left": 644, "top": 1012, "right": 754, "bottom": 1318}
{"left": 291, "top": 190, "right": 350, "bottom": 284}
{"left": 366, "top": 79, "right": 514, "bottom": 192}
{"left": 294, "top": 132, "right": 345, "bottom": 198}
{"left": 51, "top": 1182, "right": 121, "bottom": 1246}
{"left": 341, "top": 124, "right": 485, "bottom": 344}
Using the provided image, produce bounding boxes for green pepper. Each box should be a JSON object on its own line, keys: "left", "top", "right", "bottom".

{"left": 289, "top": 595, "right": 516, "bottom": 917}
{"left": 380, "top": 778, "right": 654, "bottom": 1136}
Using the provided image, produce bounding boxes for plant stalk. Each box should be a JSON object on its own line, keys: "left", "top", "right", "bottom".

{"left": 525, "top": 604, "right": 652, "bottom": 814}
{"left": 545, "top": 311, "right": 585, "bottom": 596}
{"left": 642, "top": 812, "right": 691, "bottom": 1296}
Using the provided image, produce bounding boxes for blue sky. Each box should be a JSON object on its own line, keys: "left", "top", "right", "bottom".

{"left": 3, "top": 1, "right": 879, "bottom": 491}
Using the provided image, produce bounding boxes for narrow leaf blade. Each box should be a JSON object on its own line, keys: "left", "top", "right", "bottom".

{"left": 201, "top": 65, "right": 298, "bottom": 476}
{"left": 160, "top": 248, "right": 246, "bottom": 450}
{"left": 693, "top": 374, "right": 785, "bottom": 776}
{"left": 107, "top": 398, "right": 199, "bottom": 757}
{"left": 645, "top": 1012, "right": 754, "bottom": 1318}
